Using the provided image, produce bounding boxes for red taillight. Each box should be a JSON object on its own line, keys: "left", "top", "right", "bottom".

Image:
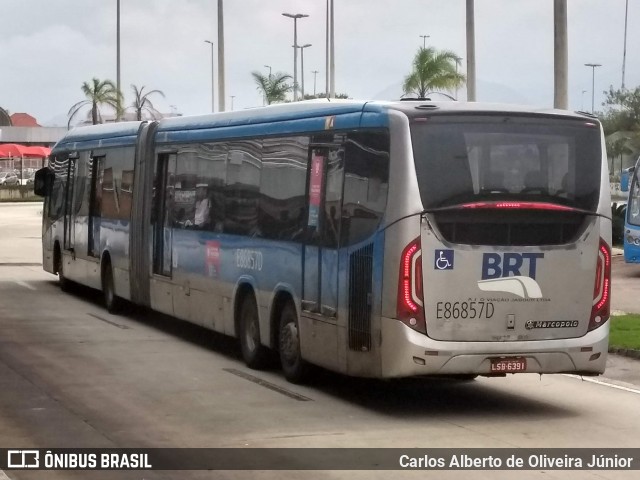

{"left": 397, "top": 237, "right": 426, "bottom": 333}
{"left": 461, "top": 201, "right": 575, "bottom": 211}
{"left": 589, "top": 238, "right": 611, "bottom": 331}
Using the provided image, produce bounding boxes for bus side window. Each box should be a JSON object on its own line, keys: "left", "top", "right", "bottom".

{"left": 260, "top": 136, "right": 309, "bottom": 241}
{"left": 341, "top": 131, "right": 390, "bottom": 246}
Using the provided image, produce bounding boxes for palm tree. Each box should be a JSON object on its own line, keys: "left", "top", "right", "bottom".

{"left": 130, "top": 84, "right": 165, "bottom": 120}
{"left": 251, "top": 71, "right": 292, "bottom": 105}
{"left": 606, "top": 134, "right": 633, "bottom": 180}
{"left": 0, "top": 106, "right": 11, "bottom": 126}
{"left": 403, "top": 47, "right": 466, "bottom": 99}
{"left": 67, "top": 78, "right": 122, "bottom": 127}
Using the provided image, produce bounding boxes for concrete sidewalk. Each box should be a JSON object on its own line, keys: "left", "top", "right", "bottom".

{"left": 0, "top": 202, "right": 43, "bottom": 264}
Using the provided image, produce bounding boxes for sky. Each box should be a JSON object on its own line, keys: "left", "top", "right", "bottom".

{"left": 0, "top": 0, "right": 638, "bottom": 126}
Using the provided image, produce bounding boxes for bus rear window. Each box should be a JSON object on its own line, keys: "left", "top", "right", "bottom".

{"left": 410, "top": 116, "right": 602, "bottom": 211}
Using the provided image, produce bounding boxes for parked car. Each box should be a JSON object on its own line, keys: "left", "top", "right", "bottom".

{"left": 0, "top": 171, "right": 19, "bottom": 186}
{"left": 25, "top": 172, "right": 35, "bottom": 186}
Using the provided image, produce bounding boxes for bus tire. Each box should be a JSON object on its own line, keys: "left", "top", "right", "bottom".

{"left": 239, "top": 294, "right": 270, "bottom": 369}
{"left": 55, "top": 246, "right": 70, "bottom": 292}
{"left": 278, "top": 302, "right": 309, "bottom": 384}
{"left": 449, "top": 374, "right": 478, "bottom": 381}
{"left": 102, "top": 263, "right": 123, "bottom": 314}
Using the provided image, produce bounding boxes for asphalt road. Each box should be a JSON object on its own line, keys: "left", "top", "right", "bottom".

{"left": 1, "top": 203, "right": 639, "bottom": 480}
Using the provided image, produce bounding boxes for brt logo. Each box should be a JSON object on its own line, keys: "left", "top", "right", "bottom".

{"left": 481, "top": 253, "right": 544, "bottom": 280}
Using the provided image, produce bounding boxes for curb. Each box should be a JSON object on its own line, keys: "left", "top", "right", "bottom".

{"left": 609, "top": 347, "right": 640, "bottom": 360}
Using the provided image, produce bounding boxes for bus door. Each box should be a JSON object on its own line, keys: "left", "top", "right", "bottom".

{"left": 87, "top": 155, "right": 104, "bottom": 257}
{"left": 301, "top": 142, "right": 344, "bottom": 368}
{"left": 151, "top": 152, "right": 177, "bottom": 314}
{"left": 63, "top": 154, "right": 78, "bottom": 252}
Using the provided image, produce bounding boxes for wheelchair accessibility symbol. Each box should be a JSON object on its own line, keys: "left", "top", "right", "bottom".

{"left": 434, "top": 250, "right": 454, "bottom": 270}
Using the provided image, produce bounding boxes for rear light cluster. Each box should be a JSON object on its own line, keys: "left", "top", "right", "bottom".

{"left": 461, "top": 201, "right": 575, "bottom": 212}
{"left": 589, "top": 238, "right": 611, "bottom": 331}
{"left": 397, "top": 237, "right": 426, "bottom": 334}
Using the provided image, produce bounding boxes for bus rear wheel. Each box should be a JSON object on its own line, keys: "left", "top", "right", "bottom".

{"left": 278, "top": 303, "right": 309, "bottom": 384}
{"left": 102, "top": 263, "right": 123, "bottom": 313}
{"left": 239, "top": 294, "right": 270, "bottom": 369}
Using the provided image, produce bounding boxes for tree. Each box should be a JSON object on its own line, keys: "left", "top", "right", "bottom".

{"left": 67, "top": 78, "right": 122, "bottom": 127}
{"left": 251, "top": 71, "right": 292, "bottom": 105}
{"left": 130, "top": 84, "right": 165, "bottom": 120}
{"left": 606, "top": 134, "right": 633, "bottom": 180}
{"left": 600, "top": 85, "right": 640, "bottom": 170}
{"left": 403, "top": 47, "right": 465, "bottom": 99}
{"left": 0, "top": 106, "right": 11, "bottom": 126}
{"left": 302, "top": 93, "right": 350, "bottom": 100}
{"left": 600, "top": 86, "right": 640, "bottom": 135}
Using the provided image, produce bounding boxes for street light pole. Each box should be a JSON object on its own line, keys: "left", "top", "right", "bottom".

{"left": 553, "top": 0, "right": 568, "bottom": 109}
{"left": 329, "top": 0, "right": 335, "bottom": 98}
{"left": 264, "top": 65, "right": 272, "bottom": 78}
{"left": 311, "top": 70, "right": 319, "bottom": 96}
{"left": 204, "top": 40, "right": 215, "bottom": 113}
{"left": 217, "top": 0, "right": 226, "bottom": 112}
{"left": 584, "top": 63, "right": 602, "bottom": 114}
{"left": 419, "top": 34, "right": 430, "bottom": 49}
{"left": 298, "top": 44, "right": 311, "bottom": 98}
{"left": 282, "top": 12, "right": 309, "bottom": 102}
{"left": 325, "top": 0, "right": 329, "bottom": 98}
{"left": 466, "top": 0, "right": 476, "bottom": 101}
{"left": 116, "top": 0, "right": 121, "bottom": 121}
{"left": 623, "top": 0, "right": 629, "bottom": 89}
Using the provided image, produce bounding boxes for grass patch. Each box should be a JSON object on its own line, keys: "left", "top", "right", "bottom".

{"left": 609, "top": 314, "right": 640, "bottom": 350}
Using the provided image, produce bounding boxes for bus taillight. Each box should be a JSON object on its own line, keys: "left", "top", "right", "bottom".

{"left": 589, "top": 238, "right": 611, "bottom": 331}
{"left": 397, "top": 237, "right": 426, "bottom": 334}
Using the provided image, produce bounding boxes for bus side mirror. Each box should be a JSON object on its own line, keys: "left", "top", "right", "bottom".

{"left": 34, "top": 167, "right": 54, "bottom": 197}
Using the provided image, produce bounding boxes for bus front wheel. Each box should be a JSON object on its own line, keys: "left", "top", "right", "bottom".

{"left": 55, "top": 247, "right": 69, "bottom": 292}
{"left": 239, "top": 294, "right": 270, "bottom": 369}
{"left": 278, "top": 303, "right": 309, "bottom": 384}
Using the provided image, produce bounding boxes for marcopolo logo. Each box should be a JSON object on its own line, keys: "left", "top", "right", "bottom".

{"left": 478, "top": 253, "right": 545, "bottom": 299}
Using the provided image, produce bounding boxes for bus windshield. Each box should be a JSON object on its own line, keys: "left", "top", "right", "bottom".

{"left": 410, "top": 115, "right": 602, "bottom": 211}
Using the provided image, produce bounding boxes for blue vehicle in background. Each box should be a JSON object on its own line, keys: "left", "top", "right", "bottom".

{"left": 621, "top": 163, "right": 640, "bottom": 262}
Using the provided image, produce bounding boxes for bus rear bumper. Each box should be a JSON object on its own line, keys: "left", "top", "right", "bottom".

{"left": 379, "top": 317, "right": 609, "bottom": 378}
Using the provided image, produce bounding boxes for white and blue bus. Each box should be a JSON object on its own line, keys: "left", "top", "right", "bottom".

{"left": 622, "top": 164, "right": 640, "bottom": 262}
{"left": 35, "top": 100, "right": 611, "bottom": 382}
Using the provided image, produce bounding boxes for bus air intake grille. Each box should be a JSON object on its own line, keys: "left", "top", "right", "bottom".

{"left": 348, "top": 243, "right": 374, "bottom": 352}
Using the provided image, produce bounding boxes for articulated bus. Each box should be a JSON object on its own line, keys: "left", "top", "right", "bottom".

{"left": 35, "top": 100, "right": 611, "bottom": 383}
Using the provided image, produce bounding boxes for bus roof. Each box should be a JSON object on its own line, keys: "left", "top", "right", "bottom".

{"left": 52, "top": 100, "right": 597, "bottom": 153}
{"left": 156, "top": 99, "right": 596, "bottom": 133}
{"left": 380, "top": 100, "right": 598, "bottom": 121}
{"left": 156, "top": 100, "right": 370, "bottom": 133}
{"left": 53, "top": 121, "right": 144, "bottom": 151}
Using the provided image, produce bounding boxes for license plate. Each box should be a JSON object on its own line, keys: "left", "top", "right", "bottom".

{"left": 490, "top": 357, "right": 527, "bottom": 373}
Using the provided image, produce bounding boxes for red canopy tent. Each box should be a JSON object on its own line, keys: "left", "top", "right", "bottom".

{"left": 0, "top": 144, "right": 51, "bottom": 182}
{"left": 0, "top": 143, "right": 51, "bottom": 158}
